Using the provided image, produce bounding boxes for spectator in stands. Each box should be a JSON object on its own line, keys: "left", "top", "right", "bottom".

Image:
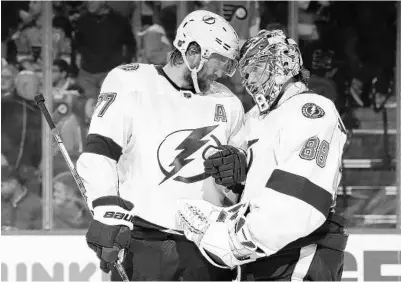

{"left": 52, "top": 154, "right": 79, "bottom": 181}
{"left": 301, "top": 18, "right": 345, "bottom": 107}
{"left": 74, "top": 1, "right": 136, "bottom": 99}
{"left": 52, "top": 84, "right": 87, "bottom": 156}
{"left": 84, "top": 96, "right": 96, "bottom": 126}
{"left": 347, "top": 63, "right": 393, "bottom": 109}
{"left": 259, "top": 1, "right": 288, "bottom": 34}
{"left": 52, "top": 58, "right": 74, "bottom": 90}
{"left": 1, "top": 64, "right": 18, "bottom": 99}
{"left": 106, "top": 1, "right": 135, "bottom": 19}
{"left": 302, "top": 19, "right": 343, "bottom": 80}
{"left": 1, "top": 165, "right": 42, "bottom": 230}
{"left": 18, "top": 163, "right": 41, "bottom": 196}
{"left": 14, "top": 0, "right": 71, "bottom": 63}
{"left": 2, "top": 70, "right": 42, "bottom": 169}
{"left": 50, "top": 59, "right": 87, "bottom": 155}
{"left": 52, "top": 15, "right": 73, "bottom": 63}
{"left": 53, "top": 172, "right": 91, "bottom": 229}
{"left": 137, "top": 3, "right": 172, "bottom": 65}
{"left": 18, "top": 57, "right": 41, "bottom": 74}
{"left": 1, "top": 1, "right": 29, "bottom": 64}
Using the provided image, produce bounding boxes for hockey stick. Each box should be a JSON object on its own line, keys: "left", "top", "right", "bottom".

{"left": 34, "top": 94, "right": 130, "bottom": 282}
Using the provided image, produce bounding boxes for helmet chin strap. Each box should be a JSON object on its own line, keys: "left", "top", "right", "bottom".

{"left": 182, "top": 54, "right": 207, "bottom": 94}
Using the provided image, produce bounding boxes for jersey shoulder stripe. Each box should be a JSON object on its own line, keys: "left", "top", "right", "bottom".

{"left": 266, "top": 169, "right": 333, "bottom": 216}
{"left": 83, "top": 133, "right": 122, "bottom": 162}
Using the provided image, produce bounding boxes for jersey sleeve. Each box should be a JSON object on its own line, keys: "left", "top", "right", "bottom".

{"left": 76, "top": 68, "right": 135, "bottom": 210}
{"left": 246, "top": 108, "right": 347, "bottom": 256}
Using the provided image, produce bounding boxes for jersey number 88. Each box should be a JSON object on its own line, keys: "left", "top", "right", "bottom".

{"left": 299, "top": 137, "right": 330, "bottom": 168}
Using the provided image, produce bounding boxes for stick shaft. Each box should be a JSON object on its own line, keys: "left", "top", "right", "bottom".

{"left": 34, "top": 94, "right": 130, "bottom": 282}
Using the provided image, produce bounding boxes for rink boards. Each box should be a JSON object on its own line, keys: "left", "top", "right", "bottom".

{"left": 1, "top": 233, "right": 400, "bottom": 281}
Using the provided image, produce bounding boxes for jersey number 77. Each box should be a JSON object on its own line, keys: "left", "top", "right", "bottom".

{"left": 95, "top": 92, "right": 117, "bottom": 117}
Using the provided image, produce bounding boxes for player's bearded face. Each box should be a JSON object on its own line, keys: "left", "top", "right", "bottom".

{"left": 186, "top": 54, "right": 236, "bottom": 92}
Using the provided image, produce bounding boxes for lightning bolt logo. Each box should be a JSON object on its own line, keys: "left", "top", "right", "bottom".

{"left": 158, "top": 125, "right": 219, "bottom": 184}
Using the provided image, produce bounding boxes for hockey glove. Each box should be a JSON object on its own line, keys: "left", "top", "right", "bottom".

{"left": 204, "top": 145, "right": 247, "bottom": 187}
{"left": 86, "top": 196, "right": 135, "bottom": 273}
{"left": 176, "top": 199, "right": 266, "bottom": 269}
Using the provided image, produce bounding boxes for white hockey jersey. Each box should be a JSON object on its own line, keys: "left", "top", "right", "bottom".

{"left": 241, "top": 82, "right": 347, "bottom": 256}
{"left": 76, "top": 63, "right": 246, "bottom": 230}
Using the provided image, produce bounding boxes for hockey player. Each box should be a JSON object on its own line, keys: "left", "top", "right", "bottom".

{"left": 177, "top": 29, "right": 348, "bottom": 281}
{"left": 76, "top": 10, "right": 246, "bottom": 281}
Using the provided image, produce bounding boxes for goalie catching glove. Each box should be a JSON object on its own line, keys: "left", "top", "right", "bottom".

{"left": 176, "top": 199, "right": 266, "bottom": 269}
{"left": 204, "top": 145, "right": 247, "bottom": 188}
{"left": 86, "top": 196, "right": 135, "bottom": 273}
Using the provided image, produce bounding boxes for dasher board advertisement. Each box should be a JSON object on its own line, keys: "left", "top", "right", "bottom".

{"left": 1, "top": 234, "right": 401, "bottom": 281}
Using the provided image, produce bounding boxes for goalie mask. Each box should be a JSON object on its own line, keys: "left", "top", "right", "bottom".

{"left": 174, "top": 10, "right": 240, "bottom": 93}
{"left": 239, "top": 30, "right": 304, "bottom": 114}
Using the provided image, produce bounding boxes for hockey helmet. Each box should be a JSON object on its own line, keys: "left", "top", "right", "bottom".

{"left": 239, "top": 29, "right": 304, "bottom": 114}
{"left": 174, "top": 10, "right": 240, "bottom": 92}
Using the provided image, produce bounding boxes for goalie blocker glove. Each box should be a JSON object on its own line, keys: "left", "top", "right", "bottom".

{"left": 86, "top": 196, "right": 135, "bottom": 273}
{"left": 204, "top": 145, "right": 247, "bottom": 188}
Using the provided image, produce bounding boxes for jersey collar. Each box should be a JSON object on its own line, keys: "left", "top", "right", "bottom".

{"left": 155, "top": 65, "right": 196, "bottom": 93}
{"left": 274, "top": 81, "right": 309, "bottom": 110}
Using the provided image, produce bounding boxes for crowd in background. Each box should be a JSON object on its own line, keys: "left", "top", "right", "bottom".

{"left": 1, "top": 1, "right": 398, "bottom": 230}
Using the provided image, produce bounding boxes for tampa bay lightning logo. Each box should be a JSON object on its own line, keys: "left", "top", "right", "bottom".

{"left": 157, "top": 125, "right": 222, "bottom": 185}
{"left": 302, "top": 103, "right": 325, "bottom": 119}
{"left": 203, "top": 15, "right": 216, "bottom": 25}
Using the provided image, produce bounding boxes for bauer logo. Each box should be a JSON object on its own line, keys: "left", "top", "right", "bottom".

{"left": 103, "top": 211, "right": 135, "bottom": 223}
